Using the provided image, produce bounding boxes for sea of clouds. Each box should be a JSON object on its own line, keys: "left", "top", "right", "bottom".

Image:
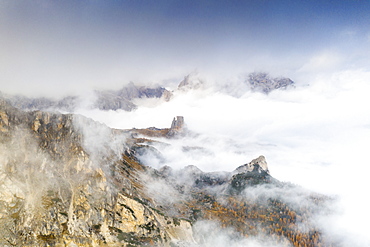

{"left": 73, "top": 68, "right": 370, "bottom": 246}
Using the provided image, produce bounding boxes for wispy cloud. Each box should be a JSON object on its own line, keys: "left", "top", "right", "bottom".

{"left": 74, "top": 68, "right": 370, "bottom": 245}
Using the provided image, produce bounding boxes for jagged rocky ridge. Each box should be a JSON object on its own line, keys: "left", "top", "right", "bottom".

{"left": 0, "top": 72, "right": 294, "bottom": 113}
{"left": 247, "top": 72, "right": 295, "bottom": 94}
{"left": 0, "top": 100, "right": 333, "bottom": 246}
{"left": 0, "top": 82, "right": 172, "bottom": 112}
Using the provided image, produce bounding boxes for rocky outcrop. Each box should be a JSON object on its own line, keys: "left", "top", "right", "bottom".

{"left": 233, "top": 155, "right": 269, "bottom": 175}
{"left": 178, "top": 74, "right": 204, "bottom": 91}
{"left": 247, "top": 72, "right": 295, "bottom": 94}
{"left": 153, "top": 156, "right": 273, "bottom": 194}
{"left": 0, "top": 101, "right": 194, "bottom": 246}
{"left": 167, "top": 116, "right": 186, "bottom": 137}
{"left": 0, "top": 101, "right": 333, "bottom": 247}
{"left": 129, "top": 116, "right": 187, "bottom": 138}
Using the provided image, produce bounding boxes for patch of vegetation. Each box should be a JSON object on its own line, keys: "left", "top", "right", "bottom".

{"left": 229, "top": 170, "right": 272, "bottom": 193}
{"left": 173, "top": 218, "right": 180, "bottom": 226}
{"left": 37, "top": 234, "right": 56, "bottom": 243}
{"left": 139, "top": 222, "right": 156, "bottom": 234}
{"left": 59, "top": 212, "right": 68, "bottom": 217}
{"left": 52, "top": 197, "right": 62, "bottom": 203}
{"left": 116, "top": 231, "right": 142, "bottom": 246}
{"left": 92, "top": 224, "right": 101, "bottom": 230}
{"left": 149, "top": 206, "right": 165, "bottom": 216}
{"left": 133, "top": 197, "right": 147, "bottom": 206}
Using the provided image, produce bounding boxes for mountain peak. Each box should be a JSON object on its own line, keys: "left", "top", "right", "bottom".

{"left": 178, "top": 73, "right": 204, "bottom": 91}
{"left": 247, "top": 72, "right": 295, "bottom": 94}
{"left": 233, "top": 155, "right": 269, "bottom": 175}
{"left": 167, "top": 116, "right": 186, "bottom": 137}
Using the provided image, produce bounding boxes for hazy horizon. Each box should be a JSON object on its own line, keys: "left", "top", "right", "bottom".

{"left": 1, "top": 0, "right": 370, "bottom": 97}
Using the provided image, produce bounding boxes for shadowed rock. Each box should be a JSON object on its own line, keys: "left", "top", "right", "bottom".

{"left": 247, "top": 72, "right": 295, "bottom": 94}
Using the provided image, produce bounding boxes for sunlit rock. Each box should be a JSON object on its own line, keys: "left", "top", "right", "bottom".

{"left": 0, "top": 102, "right": 334, "bottom": 247}
{"left": 167, "top": 116, "right": 186, "bottom": 137}
{"left": 233, "top": 155, "right": 270, "bottom": 175}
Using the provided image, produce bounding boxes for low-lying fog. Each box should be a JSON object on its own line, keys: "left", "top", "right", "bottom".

{"left": 75, "top": 69, "right": 370, "bottom": 246}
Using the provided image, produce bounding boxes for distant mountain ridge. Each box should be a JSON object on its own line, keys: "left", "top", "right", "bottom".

{"left": 0, "top": 82, "right": 172, "bottom": 112}
{"left": 247, "top": 72, "right": 295, "bottom": 94}
{"left": 94, "top": 82, "right": 172, "bottom": 111}
{"left": 0, "top": 72, "right": 295, "bottom": 112}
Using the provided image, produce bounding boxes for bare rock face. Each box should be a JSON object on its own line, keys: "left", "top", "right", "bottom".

{"left": 0, "top": 101, "right": 195, "bottom": 246}
{"left": 0, "top": 101, "right": 333, "bottom": 247}
{"left": 247, "top": 72, "right": 295, "bottom": 94}
{"left": 127, "top": 116, "right": 186, "bottom": 138}
{"left": 233, "top": 155, "right": 269, "bottom": 175}
{"left": 178, "top": 74, "right": 204, "bottom": 91}
{"left": 167, "top": 116, "right": 186, "bottom": 137}
{"left": 227, "top": 156, "right": 274, "bottom": 193}
{"left": 170, "top": 116, "right": 184, "bottom": 130}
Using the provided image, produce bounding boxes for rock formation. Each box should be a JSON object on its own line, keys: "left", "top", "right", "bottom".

{"left": 233, "top": 155, "right": 269, "bottom": 175}
{"left": 167, "top": 116, "right": 186, "bottom": 137}
{"left": 177, "top": 74, "right": 204, "bottom": 91}
{"left": 0, "top": 100, "right": 193, "bottom": 246}
{"left": 0, "top": 101, "right": 334, "bottom": 247}
{"left": 247, "top": 72, "right": 295, "bottom": 94}
{"left": 128, "top": 116, "right": 187, "bottom": 139}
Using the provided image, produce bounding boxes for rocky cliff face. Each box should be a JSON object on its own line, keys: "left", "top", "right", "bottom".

{"left": 0, "top": 100, "right": 193, "bottom": 246}
{"left": 167, "top": 116, "right": 186, "bottom": 137}
{"left": 0, "top": 101, "right": 333, "bottom": 247}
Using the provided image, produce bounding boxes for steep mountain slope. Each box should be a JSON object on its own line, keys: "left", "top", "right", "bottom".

{"left": 0, "top": 100, "right": 333, "bottom": 246}
{"left": 0, "top": 100, "right": 192, "bottom": 246}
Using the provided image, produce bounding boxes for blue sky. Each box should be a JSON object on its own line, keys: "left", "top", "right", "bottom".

{"left": 1, "top": 0, "right": 370, "bottom": 96}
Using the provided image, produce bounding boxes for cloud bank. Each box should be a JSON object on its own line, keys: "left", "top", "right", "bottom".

{"left": 74, "top": 68, "right": 370, "bottom": 246}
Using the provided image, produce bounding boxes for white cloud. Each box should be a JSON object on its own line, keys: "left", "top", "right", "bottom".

{"left": 299, "top": 51, "right": 344, "bottom": 74}
{"left": 75, "top": 68, "right": 370, "bottom": 245}
{"left": 192, "top": 220, "right": 290, "bottom": 247}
